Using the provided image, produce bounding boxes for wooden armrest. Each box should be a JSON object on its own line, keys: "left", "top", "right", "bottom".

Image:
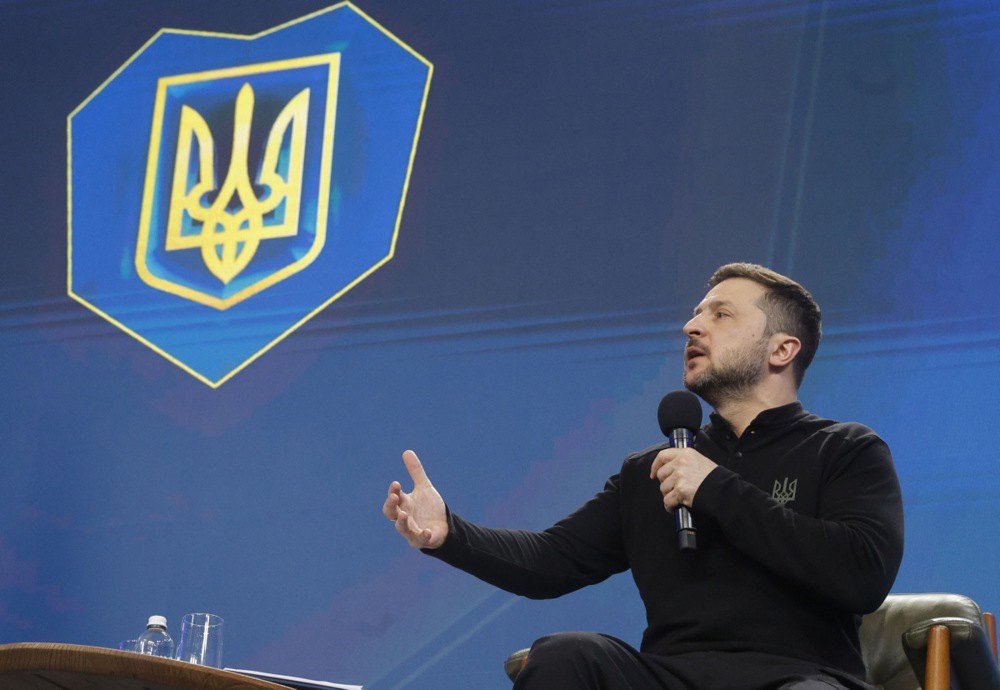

{"left": 985, "top": 612, "right": 997, "bottom": 662}
{"left": 504, "top": 648, "right": 530, "bottom": 682}
{"left": 925, "top": 624, "right": 950, "bottom": 690}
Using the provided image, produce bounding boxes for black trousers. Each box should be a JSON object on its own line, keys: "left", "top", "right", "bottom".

{"left": 513, "top": 632, "right": 872, "bottom": 690}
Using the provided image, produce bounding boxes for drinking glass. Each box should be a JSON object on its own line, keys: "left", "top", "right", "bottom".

{"left": 175, "top": 613, "right": 224, "bottom": 668}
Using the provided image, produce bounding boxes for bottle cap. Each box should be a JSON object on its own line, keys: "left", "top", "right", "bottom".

{"left": 147, "top": 615, "right": 167, "bottom": 628}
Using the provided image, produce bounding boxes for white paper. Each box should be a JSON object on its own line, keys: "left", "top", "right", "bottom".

{"left": 225, "top": 667, "right": 363, "bottom": 690}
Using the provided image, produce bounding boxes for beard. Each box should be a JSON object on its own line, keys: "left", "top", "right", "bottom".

{"left": 683, "top": 336, "right": 769, "bottom": 408}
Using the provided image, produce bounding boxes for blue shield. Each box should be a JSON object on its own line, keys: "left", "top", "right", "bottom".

{"left": 69, "top": 3, "right": 432, "bottom": 386}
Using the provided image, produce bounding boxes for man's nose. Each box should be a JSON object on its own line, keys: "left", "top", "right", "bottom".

{"left": 683, "top": 315, "right": 702, "bottom": 338}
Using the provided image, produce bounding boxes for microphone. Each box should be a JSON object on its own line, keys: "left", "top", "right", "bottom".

{"left": 657, "top": 390, "right": 703, "bottom": 551}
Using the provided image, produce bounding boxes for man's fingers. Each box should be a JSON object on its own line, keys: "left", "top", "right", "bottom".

{"left": 650, "top": 449, "right": 678, "bottom": 478}
{"left": 395, "top": 510, "right": 429, "bottom": 546}
{"left": 383, "top": 490, "right": 400, "bottom": 520}
{"left": 672, "top": 489, "right": 687, "bottom": 509}
{"left": 395, "top": 510, "right": 414, "bottom": 536}
{"left": 383, "top": 481, "right": 406, "bottom": 518}
{"left": 651, "top": 459, "right": 677, "bottom": 481}
{"left": 662, "top": 488, "right": 686, "bottom": 511}
{"left": 402, "top": 449, "right": 431, "bottom": 487}
{"left": 653, "top": 464, "right": 674, "bottom": 482}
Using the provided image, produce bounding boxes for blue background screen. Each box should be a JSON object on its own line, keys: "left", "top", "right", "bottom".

{"left": 1, "top": 1, "right": 998, "bottom": 688}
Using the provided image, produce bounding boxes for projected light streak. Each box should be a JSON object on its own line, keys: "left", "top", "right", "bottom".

{"left": 388, "top": 595, "right": 521, "bottom": 690}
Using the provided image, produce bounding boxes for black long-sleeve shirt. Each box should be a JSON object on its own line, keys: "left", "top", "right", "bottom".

{"left": 425, "top": 402, "right": 904, "bottom": 680}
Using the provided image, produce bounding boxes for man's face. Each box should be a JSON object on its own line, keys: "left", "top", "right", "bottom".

{"left": 682, "top": 278, "right": 772, "bottom": 407}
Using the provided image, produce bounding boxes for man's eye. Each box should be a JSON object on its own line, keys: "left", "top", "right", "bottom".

{"left": 715, "top": 311, "right": 728, "bottom": 318}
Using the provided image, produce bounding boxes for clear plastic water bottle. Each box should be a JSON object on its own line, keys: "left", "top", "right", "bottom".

{"left": 137, "top": 615, "right": 175, "bottom": 658}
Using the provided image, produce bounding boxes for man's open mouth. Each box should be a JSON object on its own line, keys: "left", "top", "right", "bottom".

{"left": 685, "top": 347, "right": 707, "bottom": 362}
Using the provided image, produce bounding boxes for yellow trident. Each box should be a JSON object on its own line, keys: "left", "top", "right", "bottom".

{"left": 165, "top": 83, "right": 309, "bottom": 284}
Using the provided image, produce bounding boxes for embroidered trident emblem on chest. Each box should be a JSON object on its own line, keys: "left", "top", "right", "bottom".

{"left": 167, "top": 82, "right": 308, "bottom": 284}
{"left": 772, "top": 477, "right": 798, "bottom": 505}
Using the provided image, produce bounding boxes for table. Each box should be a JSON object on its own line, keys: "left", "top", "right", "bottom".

{"left": 0, "top": 642, "right": 293, "bottom": 689}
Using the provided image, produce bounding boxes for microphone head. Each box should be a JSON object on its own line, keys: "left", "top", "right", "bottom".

{"left": 657, "top": 390, "right": 703, "bottom": 436}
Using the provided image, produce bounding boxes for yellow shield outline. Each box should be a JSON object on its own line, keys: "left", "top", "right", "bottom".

{"left": 136, "top": 53, "right": 340, "bottom": 310}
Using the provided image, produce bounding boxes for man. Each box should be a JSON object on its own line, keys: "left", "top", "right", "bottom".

{"left": 383, "top": 263, "right": 904, "bottom": 689}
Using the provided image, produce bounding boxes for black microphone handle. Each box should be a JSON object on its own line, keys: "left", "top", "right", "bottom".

{"left": 669, "top": 428, "right": 697, "bottom": 551}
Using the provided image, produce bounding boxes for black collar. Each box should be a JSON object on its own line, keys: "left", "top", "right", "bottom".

{"left": 707, "top": 401, "right": 807, "bottom": 445}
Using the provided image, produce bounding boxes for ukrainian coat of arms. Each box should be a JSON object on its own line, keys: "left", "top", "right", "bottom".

{"left": 69, "top": 3, "right": 431, "bottom": 386}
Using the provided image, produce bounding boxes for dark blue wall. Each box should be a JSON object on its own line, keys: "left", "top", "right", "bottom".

{"left": 1, "top": 1, "right": 998, "bottom": 688}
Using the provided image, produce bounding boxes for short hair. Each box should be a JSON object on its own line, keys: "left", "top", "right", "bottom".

{"left": 708, "top": 263, "right": 822, "bottom": 388}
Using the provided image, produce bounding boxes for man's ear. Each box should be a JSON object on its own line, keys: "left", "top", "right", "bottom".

{"left": 769, "top": 334, "right": 801, "bottom": 369}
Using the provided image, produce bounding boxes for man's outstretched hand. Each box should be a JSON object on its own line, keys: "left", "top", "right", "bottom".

{"left": 382, "top": 450, "right": 449, "bottom": 549}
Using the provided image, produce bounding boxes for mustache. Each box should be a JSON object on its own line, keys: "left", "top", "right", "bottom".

{"left": 685, "top": 339, "right": 709, "bottom": 354}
